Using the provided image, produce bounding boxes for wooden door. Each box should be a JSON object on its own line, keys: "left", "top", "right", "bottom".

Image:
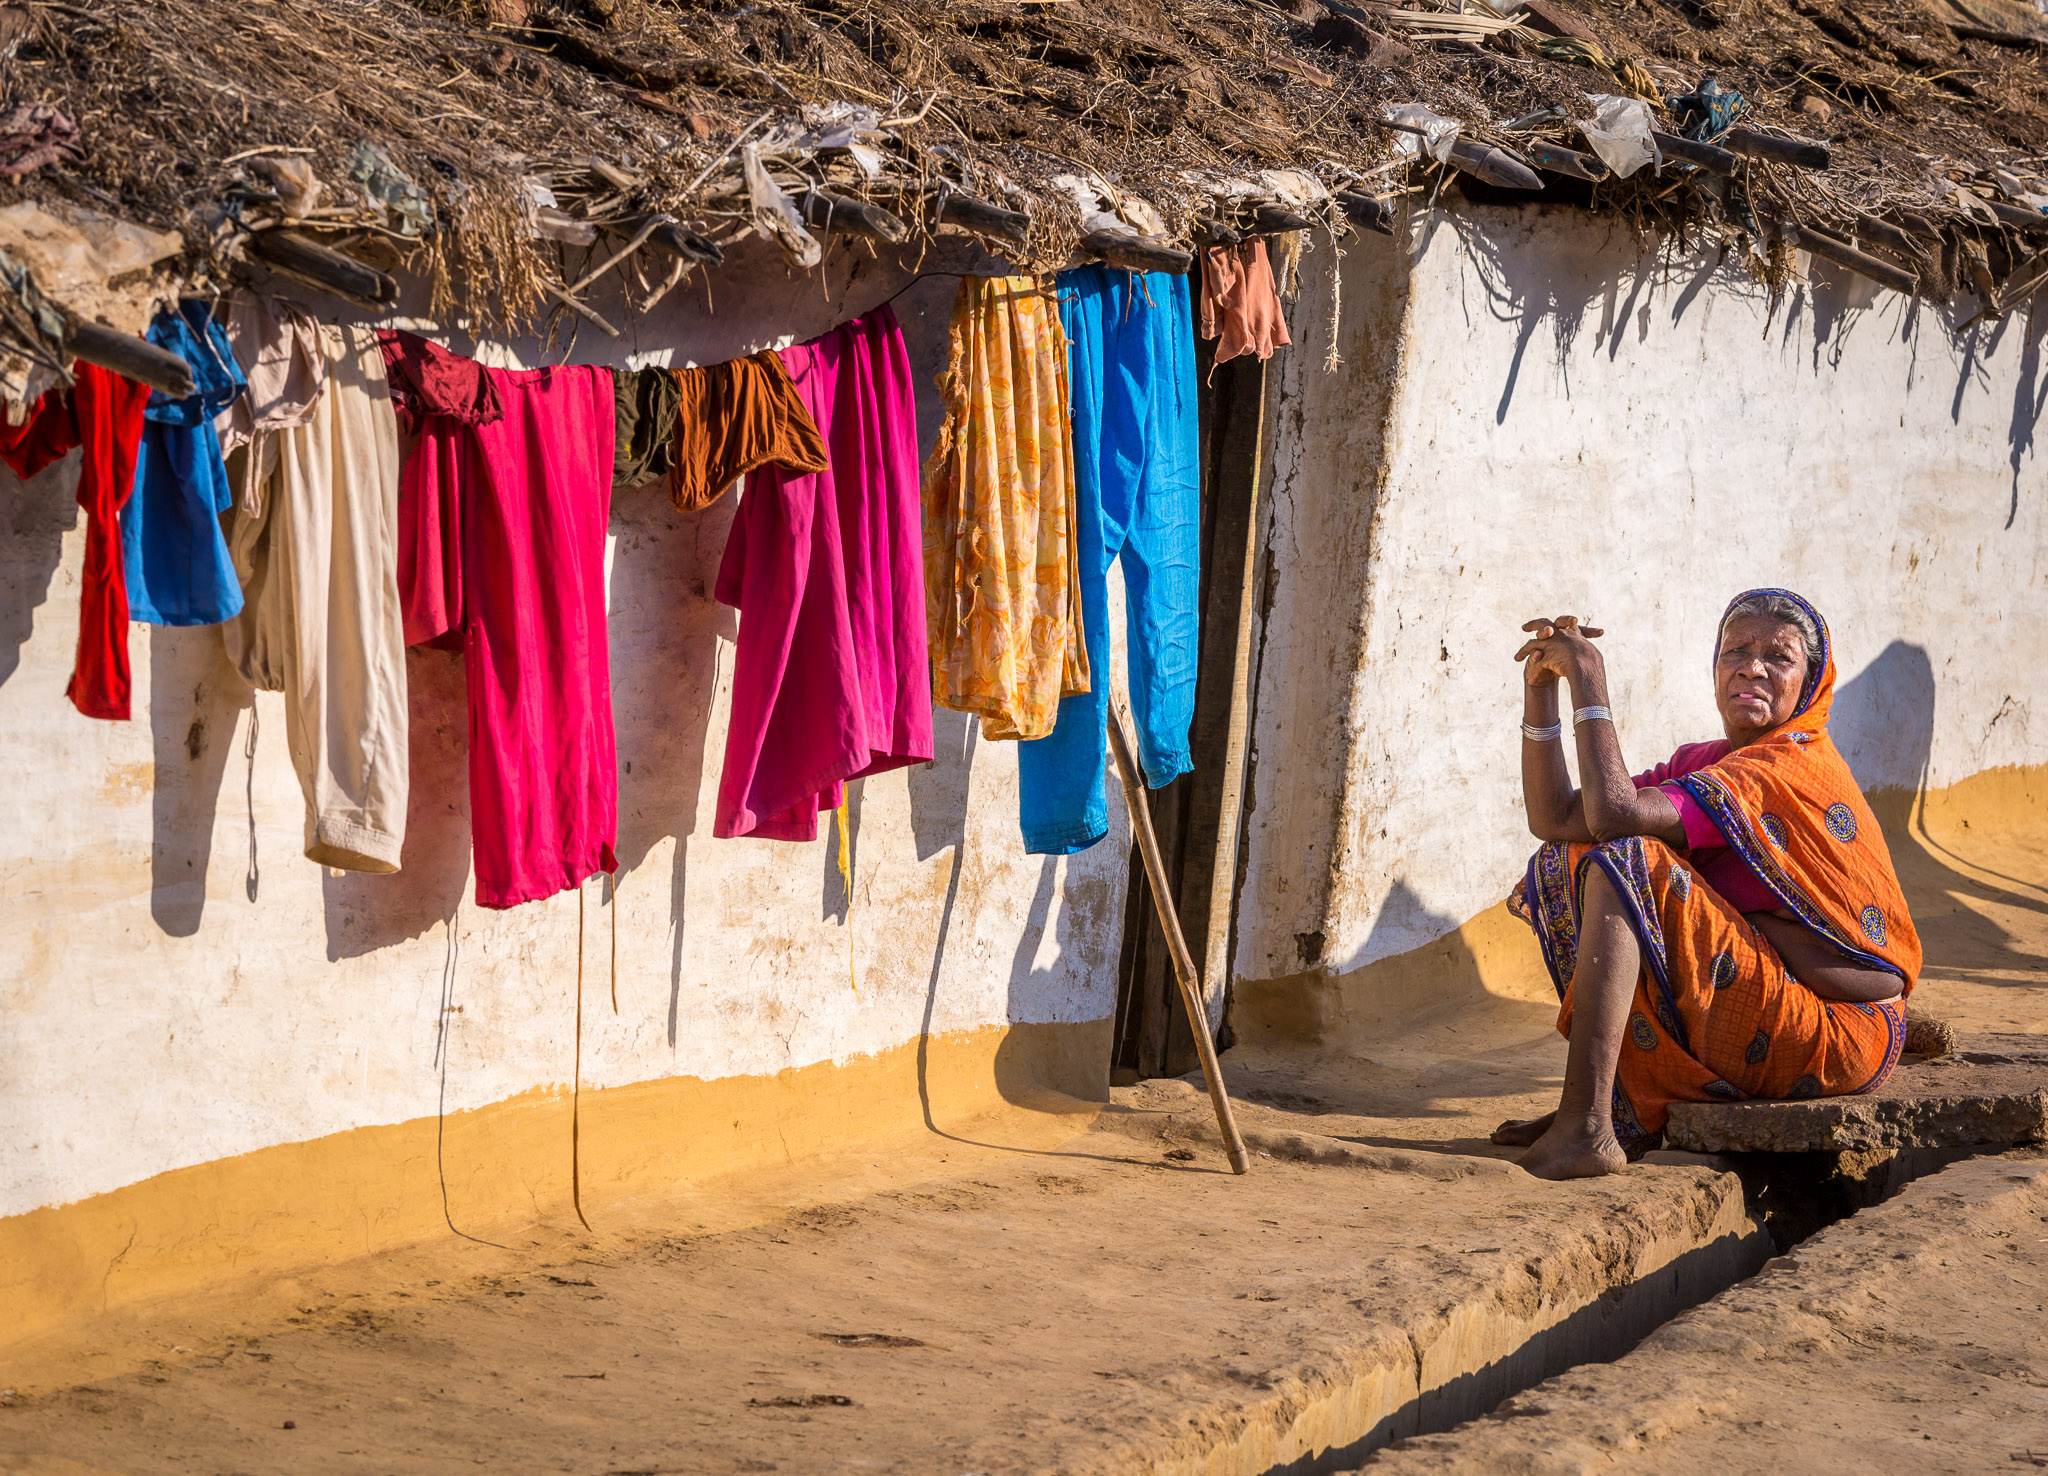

{"left": 1110, "top": 343, "right": 1271, "bottom": 1081}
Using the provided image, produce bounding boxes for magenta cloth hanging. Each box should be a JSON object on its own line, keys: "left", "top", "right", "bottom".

{"left": 381, "top": 332, "right": 618, "bottom": 908}
{"left": 713, "top": 306, "right": 934, "bottom": 841}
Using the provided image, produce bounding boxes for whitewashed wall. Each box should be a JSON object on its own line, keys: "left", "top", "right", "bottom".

{"left": 1239, "top": 204, "right": 2048, "bottom": 983}
{"left": 0, "top": 241, "right": 1132, "bottom": 1220}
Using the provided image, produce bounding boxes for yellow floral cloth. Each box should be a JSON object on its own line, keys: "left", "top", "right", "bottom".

{"left": 922, "top": 276, "right": 1089, "bottom": 741}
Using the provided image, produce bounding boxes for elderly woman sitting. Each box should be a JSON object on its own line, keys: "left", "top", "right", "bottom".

{"left": 1499, "top": 589, "right": 1918, "bottom": 1179}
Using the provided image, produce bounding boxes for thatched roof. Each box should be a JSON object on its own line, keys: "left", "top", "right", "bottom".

{"left": 7, "top": 0, "right": 2048, "bottom": 346}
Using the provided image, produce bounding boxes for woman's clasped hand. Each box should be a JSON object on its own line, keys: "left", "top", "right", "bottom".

{"left": 1513, "top": 614, "right": 1604, "bottom": 689}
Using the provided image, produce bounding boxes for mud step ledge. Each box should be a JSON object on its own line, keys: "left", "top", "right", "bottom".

{"left": 1667, "top": 1032, "right": 2048, "bottom": 1153}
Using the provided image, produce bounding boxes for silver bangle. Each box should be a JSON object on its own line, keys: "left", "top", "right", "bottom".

{"left": 1573, "top": 705, "right": 1614, "bottom": 728}
{"left": 1521, "top": 721, "right": 1562, "bottom": 742}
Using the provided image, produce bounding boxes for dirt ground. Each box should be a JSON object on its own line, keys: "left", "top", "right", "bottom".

{"left": 2, "top": 793, "right": 2044, "bottom": 1474}
{"left": 0, "top": 1085, "right": 1772, "bottom": 1476}
{"left": 1359, "top": 1148, "right": 2048, "bottom": 1475}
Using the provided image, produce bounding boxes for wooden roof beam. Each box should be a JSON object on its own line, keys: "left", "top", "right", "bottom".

{"left": 931, "top": 191, "right": 1032, "bottom": 248}
{"left": 800, "top": 189, "right": 909, "bottom": 245}
{"left": 246, "top": 228, "right": 399, "bottom": 307}
{"left": 68, "top": 318, "right": 194, "bottom": 398}
{"left": 1080, "top": 229, "right": 1193, "bottom": 274}
{"left": 1652, "top": 131, "right": 1741, "bottom": 177}
{"left": 1786, "top": 220, "right": 1922, "bottom": 296}
{"left": 1722, "top": 128, "right": 1831, "bottom": 171}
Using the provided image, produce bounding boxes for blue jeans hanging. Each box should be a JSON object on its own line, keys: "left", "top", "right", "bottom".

{"left": 1017, "top": 265, "right": 1201, "bottom": 854}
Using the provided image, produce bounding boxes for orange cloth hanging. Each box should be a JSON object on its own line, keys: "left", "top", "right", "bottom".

{"left": 921, "top": 275, "right": 1089, "bottom": 742}
{"left": 1198, "top": 239, "right": 1291, "bottom": 364}
{"left": 667, "top": 351, "right": 828, "bottom": 512}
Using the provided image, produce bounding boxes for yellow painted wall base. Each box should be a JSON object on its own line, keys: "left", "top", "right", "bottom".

{"left": 1236, "top": 766, "right": 2047, "bottom": 1051}
{"left": 1233, "top": 901, "right": 1551, "bottom": 1052}
{"left": 0, "top": 1019, "right": 1108, "bottom": 1361}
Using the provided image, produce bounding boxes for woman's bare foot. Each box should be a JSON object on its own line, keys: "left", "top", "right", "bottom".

{"left": 1517, "top": 1115, "right": 1628, "bottom": 1180}
{"left": 1490, "top": 1111, "right": 1555, "bottom": 1147}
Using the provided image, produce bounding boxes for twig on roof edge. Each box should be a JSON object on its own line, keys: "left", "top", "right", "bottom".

{"left": 548, "top": 285, "right": 619, "bottom": 337}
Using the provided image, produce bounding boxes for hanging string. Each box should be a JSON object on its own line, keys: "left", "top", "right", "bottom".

{"left": 1322, "top": 211, "right": 1346, "bottom": 374}
{"left": 873, "top": 269, "right": 977, "bottom": 316}
{"left": 608, "top": 868, "right": 619, "bottom": 1015}
{"left": 836, "top": 796, "right": 858, "bottom": 996}
{"left": 243, "top": 703, "right": 260, "bottom": 903}
{"left": 435, "top": 905, "right": 507, "bottom": 1249}
{"left": 571, "top": 882, "right": 591, "bottom": 1231}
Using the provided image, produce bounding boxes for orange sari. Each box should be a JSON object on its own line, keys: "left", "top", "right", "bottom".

{"left": 1522, "top": 590, "right": 1919, "bottom": 1144}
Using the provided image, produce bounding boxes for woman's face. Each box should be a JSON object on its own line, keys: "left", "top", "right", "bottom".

{"left": 1715, "top": 614, "right": 1810, "bottom": 740}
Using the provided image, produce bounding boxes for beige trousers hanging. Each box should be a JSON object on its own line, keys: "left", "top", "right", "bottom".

{"left": 225, "top": 325, "right": 408, "bottom": 872}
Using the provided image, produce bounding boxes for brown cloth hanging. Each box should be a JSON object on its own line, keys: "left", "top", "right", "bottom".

{"left": 1198, "top": 239, "right": 1291, "bottom": 365}
{"left": 667, "top": 350, "right": 829, "bottom": 512}
{"left": 613, "top": 365, "right": 684, "bottom": 492}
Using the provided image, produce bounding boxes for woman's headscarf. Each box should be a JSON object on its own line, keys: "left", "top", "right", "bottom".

{"left": 1727, "top": 585, "right": 1834, "bottom": 730}
{"left": 1673, "top": 588, "right": 1922, "bottom": 990}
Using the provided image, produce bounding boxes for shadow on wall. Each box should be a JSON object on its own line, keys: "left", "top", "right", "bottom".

{"left": 321, "top": 645, "right": 472, "bottom": 961}
{"left": 1350, "top": 877, "right": 1506, "bottom": 1024}
{"left": 913, "top": 710, "right": 978, "bottom": 1131}
{"left": 606, "top": 487, "right": 732, "bottom": 1043}
{"left": 1440, "top": 212, "right": 1604, "bottom": 427}
{"left": 1239, "top": 878, "right": 1514, "bottom": 1049}
{"left": 1445, "top": 211, "right": 1778, "bottom": 425}
{"left": 2004, "top": 305, "right": 2047, "bottom": 527}
{"left": 1833, "top": 639, "right": 1937, "bottom": 797}
{"left": 316, "top": 482, "right": 735, "bottom": 1002}
{"left": 1836, "top": 640, "right": 2048, "bottom": 982}
{"left": 147, "top": 629, "right": 248, "bottom": 938}
{"left": 1358, "top": 878, "right": 1473, "bottom": 980}
{"left": 0, "top": 452, "right": 74, "bottom": 692}
{"left": 1450, "top": 210, "right": 2043, "bottom": 472}
{"left": 910, "top": 710, "right": 1119, "bottom": 1127}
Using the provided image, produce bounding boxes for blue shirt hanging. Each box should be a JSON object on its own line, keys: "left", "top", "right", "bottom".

{"left": 123, "top": 300, "right": 248, "bottom": 626}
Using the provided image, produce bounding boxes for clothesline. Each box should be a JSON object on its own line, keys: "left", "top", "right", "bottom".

{"left": 4, "top": 241, "right": 1294, "bottom": 911}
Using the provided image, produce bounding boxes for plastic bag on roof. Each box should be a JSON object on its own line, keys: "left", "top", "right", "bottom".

{"left": 1050, "top": 172, "right": 1166, "bottom": 236}
{"left": 1665, "top": 78, "right": 1745, "bottom": 142}
{"left": 742, "top": 143, "right": 822, "bottom": 269}
{"left": 1258, "top": 169, "right": 1333, "bottom": 212}
{"left": 1382, "top": 103, "right": 1460, "bottom": 163}
{"left": 1579, "top": 94, "right": 1659, "bottom": 180}
{"left": 760, "top": 103, "right": 888, "bottom": 177}
{"left": 349, "top": 141, "right": 434, "bottom": 236}
{"left": 798, "top": 102, "right": 882, "bottom": 150}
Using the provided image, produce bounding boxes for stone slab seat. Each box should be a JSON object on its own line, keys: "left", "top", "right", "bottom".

{"left": 1665, "top": 1033, "right": 2048, "bottom": 1153}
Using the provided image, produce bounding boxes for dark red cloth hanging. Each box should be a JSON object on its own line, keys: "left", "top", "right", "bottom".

{"left": 0, "top": 365, "right": 151, "bottom": 719}
{"left": 378, "top": 331, "right": 617, "bottom": 910}
{"left": 0, "top": 391, "right": 78, "bottom": 478}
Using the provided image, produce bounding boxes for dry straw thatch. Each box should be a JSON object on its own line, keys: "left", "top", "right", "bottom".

{"left": 3, "top": 0, "right": 2047, "bottom": 337}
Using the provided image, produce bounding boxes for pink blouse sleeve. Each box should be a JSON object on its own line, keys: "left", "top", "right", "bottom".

{"left": 1632, "top": 740, "right": 1734, "bottom": 794}
{"left": 1658, "top": 781, "right": 1726, "bottom": 850}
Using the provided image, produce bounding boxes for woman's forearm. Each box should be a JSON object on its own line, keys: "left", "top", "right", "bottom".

{"left": 1513, "top": 620, "right": 1681, "bottom": 848}
{"left": 1566, "top": 667, "right": 1638, "bottom": 840}
{"left": 1752, "top": 913, "right": 1904, "bottom": 1002}
{"left": 1565, "top": 667, "right": 1689, "bottom": 847}
{"left": 1520, "top": 682, "right": 1584, "bottom": 840}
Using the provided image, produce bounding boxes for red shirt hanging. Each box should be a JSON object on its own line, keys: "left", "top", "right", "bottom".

{"left": 0, "top": 364, "right": 151, "bottom": 719}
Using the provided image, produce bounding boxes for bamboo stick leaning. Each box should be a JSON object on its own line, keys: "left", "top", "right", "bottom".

{"left": 1107, "top": 702, "right": 1252, "bottom": 1175}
